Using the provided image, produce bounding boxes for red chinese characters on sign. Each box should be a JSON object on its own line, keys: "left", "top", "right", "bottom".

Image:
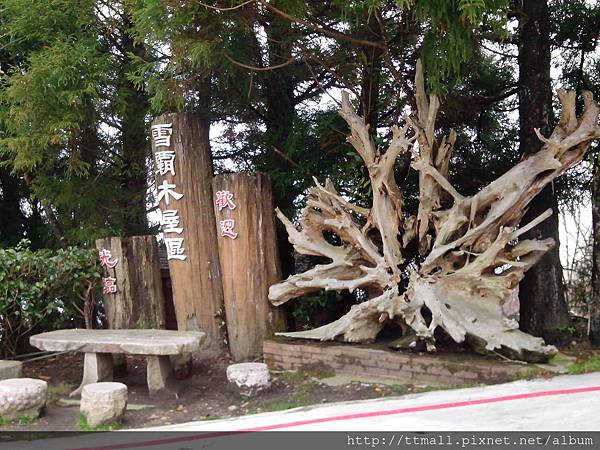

{"left": 102, "top": 277, "right": 117, "bottom": 294}
{"left": 220, "top": 219, "right": 238, "bottom": 239}
{"left": 99, "top": 249, "right": 118, "bottom": 268}
{"left": 99, "top": 249, "right": 118, "bottom": 294}
{"left": 215, "top": 190, "right": 236, "bottom": 211}
{"left": 216, "top": 190, "right": 239, "bottom": 239}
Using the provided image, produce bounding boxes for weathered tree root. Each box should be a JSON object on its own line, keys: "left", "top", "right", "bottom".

{"left": 269, "top": 61, "right": 600, "bottom": 362}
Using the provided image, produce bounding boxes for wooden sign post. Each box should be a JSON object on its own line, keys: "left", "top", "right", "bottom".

{"left": 151, "top": 114, "right": 226, "bottom": 349}
{"left": 96, "top": 235, "right": 166, "bottom": 330}
{"left": 213, "top": 173, "right": 286, "bottom": 361}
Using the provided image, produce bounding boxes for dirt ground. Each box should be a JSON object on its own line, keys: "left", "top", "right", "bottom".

{"left": 2, "top": 345, "right": 597, "bottom": 432}
{"left": 1, "top": 352, "right": 439, "bottom": 431}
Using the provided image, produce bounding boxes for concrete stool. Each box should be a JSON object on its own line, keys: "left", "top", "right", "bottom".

{"left": 226, "top": 362, "right": 271, "bottom": 396}
{"left": 80, "top": 382, "right": 127, "bottom": 428}
{"left": 0, "top": 361, "right": 23, "bottom": 380}
{"left": 0, "top": 378, "right": 47, "bottom": 419}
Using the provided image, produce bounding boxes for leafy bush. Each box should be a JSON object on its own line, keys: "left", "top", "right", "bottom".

{"left": 0, "top": 240, "right": 101, "bottom": 357}
{"left": 293, "top": 291, "right": 346, "bottom": 331}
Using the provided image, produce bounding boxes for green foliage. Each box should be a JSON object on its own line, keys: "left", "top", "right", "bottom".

{"left": 293, "top": 291, "right": 344, "bottom": 330}
{"left": 0, "top": 414, "right": 37, "bottom": 426}
{"left": 0, "top": 0, "right": 153, "bottom": 246}
{"left": 16, "top": 414, "right": 36, "bottom": 425}
{"left": 567, "top": 354, "right": 600, "bottom": 375}
{"left": 551, "top": 0, "right": 600, "bottom": 53}
{"left": 128, "top": 0, "right": 224, "bottom": 113}
{"left": 1, "top": 40, "right": 109, "bottom": 173}
{"left": 1, "top": 0, "right": 110, "bottom": 173}
{"left": 397, "top": 0, "right": 510, "bottom": 92}
{"left": 78, "top": 414, "right": 121, "bottom": 431}
{"left": 0, "top": 240, "right": 101, "bottom": 357}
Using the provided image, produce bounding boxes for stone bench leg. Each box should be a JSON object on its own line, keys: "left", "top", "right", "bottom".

{"left": 146, "top": 355, "right": 172, "bottom": 398}
{"left": 70, "top": 353, "right": 113, "bottom": 397}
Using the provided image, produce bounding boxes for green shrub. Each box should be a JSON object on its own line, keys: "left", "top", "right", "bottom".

{"left": 0, "top": 414, "right": 36, "bottom": 426}
{"left": 0, "top": 239, "right": 101, "bottom": 357}
{"left": 292, "top": 291, "right": 344, "bottom": 330}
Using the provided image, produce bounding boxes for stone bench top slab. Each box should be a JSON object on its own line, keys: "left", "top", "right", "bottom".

{"left": 30, "top": 329, "right": 205, "bottom": 356}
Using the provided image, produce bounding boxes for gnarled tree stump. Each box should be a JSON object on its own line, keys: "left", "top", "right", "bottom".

{"left": 269, "top": 61, "right": 600, "bottom": 362}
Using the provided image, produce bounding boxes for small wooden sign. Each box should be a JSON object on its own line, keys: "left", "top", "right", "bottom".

{"left": 95, "top": 236, "right": 165, "bottom": 330}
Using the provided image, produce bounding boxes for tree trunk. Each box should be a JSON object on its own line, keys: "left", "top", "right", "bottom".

{"left": 151, "top": 113, "right": 226, "bottom": 349}
{"left": 517, "top": 0, "right": 570, "bottom": 343}
{"left": 119, "top": 16, "right": 150, "bottom": 236}
{"left": 0, "top": 168, "right": 26, "bottom": 246}
{"left": 213, "top": 173, "right": 286, "bottom": 361}
{"left": 95, "top": 236, "right": 165, "bottom": 329}
{"left": 358, "top": 14, "right": 383, "bottom": 132}
{"left": 591, "top": 157, "right": 600, "bottom": 345}
{"left": 39, "top": 199, "right": 68, "bottom": 250}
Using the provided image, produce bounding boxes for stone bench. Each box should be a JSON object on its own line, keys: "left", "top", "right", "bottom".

{"left": 0, "top": 360, "right": 23, "bottom": 380}
{"left": 0, "top": 378, "right": 47, "bottom": 419}
{"left": 30, "top": 329, "right": 205, "bottom": 398}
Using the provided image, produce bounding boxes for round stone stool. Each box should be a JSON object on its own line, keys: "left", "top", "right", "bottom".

{"left": 80, "top": 382, "right": 128, "bottom": 428}
{"left": 0, "top": 378, "right": 47, "bottom": 419}
{"left": 0, "top": 360, "right": 23, "bottom": 380}
{"left": 226, "top": 362, "right": 271, "bottom": 396}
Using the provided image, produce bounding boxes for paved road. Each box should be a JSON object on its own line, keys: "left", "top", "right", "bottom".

{"left": 4, "top": 372, "right": 599, "bottom": 450}
{"left": 147, "top": 372, "right": 600, "bottom": 432}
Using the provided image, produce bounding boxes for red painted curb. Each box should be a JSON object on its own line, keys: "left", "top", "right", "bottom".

{"left": 67, "top": 385, "right": 600, "bottom": 450}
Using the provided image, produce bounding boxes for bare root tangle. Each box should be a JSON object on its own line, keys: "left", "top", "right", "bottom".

{"left": 269, "top": 61, "right": 600, "bottom": 362}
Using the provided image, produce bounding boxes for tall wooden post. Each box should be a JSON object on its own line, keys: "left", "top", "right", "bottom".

{"left": 213, "top": 173, "right": 286, "bottom": 361}
{"left": 151, "top": 114, "right": 226, "bottom": 349}
{"left": 95, "top": 235, "right": 165, "bottom": 329}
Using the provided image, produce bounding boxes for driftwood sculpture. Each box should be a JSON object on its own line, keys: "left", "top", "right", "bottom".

{"left": 269, "top": 62, "right": 600, "bottom": 362}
